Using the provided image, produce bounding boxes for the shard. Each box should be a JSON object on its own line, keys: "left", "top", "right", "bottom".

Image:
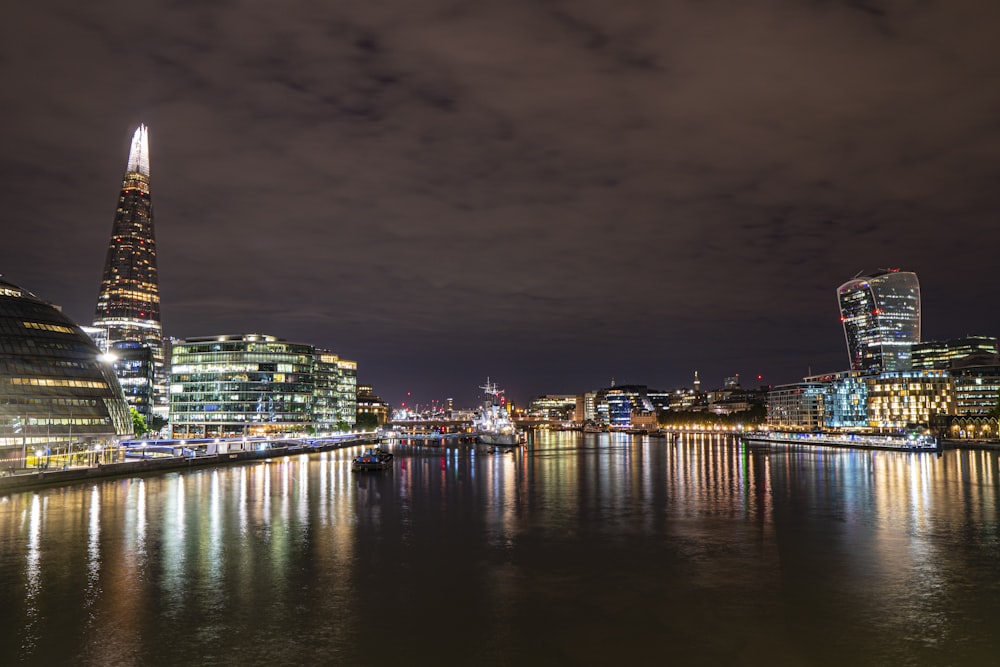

{"left": 93, "top": 125, "right": 165, "bottom": 419}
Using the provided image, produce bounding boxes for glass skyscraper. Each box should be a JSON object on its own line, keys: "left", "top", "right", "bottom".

{"left": 837, "top": 270, "right": 921, "bottom": 374}
{"left": 93, "top": 125, "right": 165, "bottom": 418}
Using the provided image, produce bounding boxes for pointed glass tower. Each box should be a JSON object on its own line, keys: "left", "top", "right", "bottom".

{"left": 93, "top": 125, "right": 165, "bottom": 419}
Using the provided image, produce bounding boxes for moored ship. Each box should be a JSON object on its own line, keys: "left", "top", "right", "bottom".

{"left": 474, "top": 379, "right": 526, "bottom": 447}
{"left": 743, "top": 430, "right": 938, "bottom": 452}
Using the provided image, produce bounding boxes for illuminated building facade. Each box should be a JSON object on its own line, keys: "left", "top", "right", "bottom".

{"left": 110, "top": 341, "right": 154, "bottom": 420}
{"left": 766, "top": 382, "right": 826, "bottom": 430}
{"left": 0, "top": 278, "right": 131, "bottom": 468}
{"left": 336, "top": 358, "right": 358, "bottom": 425}
{"left": 596, "top": 385, "right": 655, "bottom": 428}
{"left": 93, "top": 125, "right": 166, "bottom": 417}
{"left": 170, "top": 335, "right": 315, "bottom": 438}
{"left": 911, "top": 336, "right": 999, "bottom": 370}
{"left": 864, "top": 370, "right": 954, "bottom": 429}
{"left": 838, "top": 270, "right": 921, "bottom": 374}
{"left": 313, "top": 351, "right": 358, "bottom": 428}
{"left": 950, "top": 365, "right": 1000, "bottom": 416}
{"left": 356, "top": 384, "right": 390, "bottom": 426}
{"left": 801, "top": 371, "right": 868, "bottom": 429}
{"left": 169, "top": 334, "right": 358, "bottom": 437}
{"left": 527, "top": 394, "right": 577, "bottom": 421}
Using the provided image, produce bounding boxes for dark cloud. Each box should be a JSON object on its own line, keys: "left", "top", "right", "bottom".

{"left": 2, "top": 0, "right": 1000, "bottom": 406}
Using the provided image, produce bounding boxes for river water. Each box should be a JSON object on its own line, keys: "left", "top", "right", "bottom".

{"left": 1, "top": 431, "right": 998, "bottom": 666}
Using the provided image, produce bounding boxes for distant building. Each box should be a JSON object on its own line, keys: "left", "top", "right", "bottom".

{"left": 575, "top": 391, "right": 598, "bottom": 424}
{"left": 949, "top": 365, "right": 1000, "bottom": 416}
{"left": 767, "top": 382, "right": 826, "bottom": 430}
{"left": 838, "top": 270, "right": 921, "bottom": 374}
{"left": 93, "top": 125, "right": 167, "bottom": 418}
{"left": 669, "top": 388, "right": 706, "bottom": 411}
{"left": 1, "top": 278, "right": 132, "bottom": 468}
{"left": 168, "top": 334, "right": 357, "bottom": 438}
{"left": 596, "top": 385, "right": 655, "bottom": 428}
{"left": 356, "top": 384, "right": 390, "bottom": 426}
{"left": 528, "top": 394, "right": 577, "bottom": 421}
{"left": 911, "top": 336, "right": 999, "bottom": 370}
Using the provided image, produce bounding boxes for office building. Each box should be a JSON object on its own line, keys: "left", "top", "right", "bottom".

{"left": 169, "top": 334, "right": 315, "bottom": 438}
{"left": 864, "top": 370, "right": 954, "bottom": 429}
{"left": 911, "top": 336, "right": 999, "bottom": 370}
{"left": 838, "top": 270, "right": 921, "bottom": 374}
{"left": 528, "top": 394, "right": 577, "bottom": 421}
{"left": 356, "top": 384, "right": 390, "bottom": 426}
{"left": 0, "top": 278, "right": 132, "bottom": 468}
{"left": 93, "top": 125, "right": 166, "bottom": 417}
{"left": 109, "top": 341, "right": 154, "bottom": 420}
{"left": 169, "top": 334, "right": 357, "bottom": 438}
{"left": 766, "top": 382, "right": 826, "bottom": 430}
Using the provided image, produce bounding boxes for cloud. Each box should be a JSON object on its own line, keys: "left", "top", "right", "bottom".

{"left": 3, "top": 0, "right": 1000, "bottom": 404}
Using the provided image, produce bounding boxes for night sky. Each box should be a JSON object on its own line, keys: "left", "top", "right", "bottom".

{"left": 3, "top": 1, "right": 1000, "bottom": 408}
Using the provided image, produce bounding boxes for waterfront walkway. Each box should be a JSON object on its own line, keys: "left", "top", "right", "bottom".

{"left": 0, "top": 433, "right": 378, "bottom": 494}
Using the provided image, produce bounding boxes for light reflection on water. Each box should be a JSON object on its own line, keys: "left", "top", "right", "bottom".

{"left": 0, "top": 434, "right": 998, "bottom": 665}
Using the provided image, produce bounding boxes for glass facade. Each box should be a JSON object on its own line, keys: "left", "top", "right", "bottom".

{"left": 0, "top": 278, "right": 132, "bottom": 469}
{"left": 170, "top": 335, "right": 315, "bottom": 437}
{"left": 110, "top": 341, "right": 154, "bottom": 420}
{"left": 93, "top": 125, "right": 166, "bottom": 418}
{"left": 911, "top": 336, "right": 999, "bottom": 370}
{"left": 595, "top": 385, "right": 654, "bottom": 428}
{"left": 169, "top": 335, "right": 357, "bottom": 437}
{"left": 527, "top": 394, "right": 577, "bottom": 421}
{"left": 336, "top": 359, "right": 357, "bottom": 426}
{"left": 838, "top": 270, "right": 921, "bottom": 374}
{"left": 950, "top": 365, "right": 1000, "bottom": 416}
{"left": 766, "top": 383, "right": 826, "bottom": 430}
{"left": 313, "top": 352, "right": 357, "bottom": 429}
{"left": 865, "top": 371, "right": 954, "bottom": 429}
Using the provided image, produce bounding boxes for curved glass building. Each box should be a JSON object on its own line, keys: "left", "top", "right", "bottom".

{"left": 0, "top": 278, "right": 132, "bottom": 469}
{"left": 838, "top": 270, "right": 921, "bottom": 374}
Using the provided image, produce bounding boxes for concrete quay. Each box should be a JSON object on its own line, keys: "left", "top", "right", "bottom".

{"left": 0, "top": 436, "right": 378, "bottom": 495}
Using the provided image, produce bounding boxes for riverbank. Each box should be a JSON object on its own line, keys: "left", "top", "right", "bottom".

{"left": 0, "top": 436, "right": 378, "bottom": 494}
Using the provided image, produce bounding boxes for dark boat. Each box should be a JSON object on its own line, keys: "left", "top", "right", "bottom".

{"left": 351, "top": 447, "right": 393, "bottom": 471}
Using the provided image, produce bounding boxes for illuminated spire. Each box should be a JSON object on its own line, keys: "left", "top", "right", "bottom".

{"left": 126, "top": 124, "right": 150, "bottom": 177}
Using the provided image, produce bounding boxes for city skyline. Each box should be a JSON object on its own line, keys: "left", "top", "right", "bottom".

{"left": 4, "top": 2, "right": 1000, "bottom": 407}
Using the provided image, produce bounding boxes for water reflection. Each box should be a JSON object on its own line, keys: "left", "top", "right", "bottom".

{"left": 0, "top": 434, "right": 998, "bottom": 665}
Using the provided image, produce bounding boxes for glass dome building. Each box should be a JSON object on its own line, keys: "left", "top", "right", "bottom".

{"left": 0, "top": 277, "right": 132, "bottom": 470}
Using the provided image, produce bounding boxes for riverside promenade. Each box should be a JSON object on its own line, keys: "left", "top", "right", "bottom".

{"left": 0, "top": 433, "right": 379, "bottom": 494}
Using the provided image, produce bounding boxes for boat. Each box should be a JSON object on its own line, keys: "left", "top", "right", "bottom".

{"left": 351, "top": 447, "right": 394, "bottom": 471}
{"left": 474, "top": 378, "right": 526, "bottom": 448}
{"left": 743, "top": 430, "right": 939, "bottom": 452}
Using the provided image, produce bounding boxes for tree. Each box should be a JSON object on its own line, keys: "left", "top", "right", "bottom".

{"left": 356, "top": 412, "right": 379, "bottom": 430}
{"left": 130, "top": 407, "right": 148, "bottom": 438}
{"left": 148, "top": 414, "right": 167, "bottom": 434}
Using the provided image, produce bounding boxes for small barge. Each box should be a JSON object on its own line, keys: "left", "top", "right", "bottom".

{"left": 351, "top": 447, "right": 394, "bottom": 471}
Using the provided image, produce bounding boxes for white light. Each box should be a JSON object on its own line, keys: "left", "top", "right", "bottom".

{"left": 126, "top": 124, "right": 150, "bottom": 176}
{"left": 98, "top": 352, "right": 117, "bottom": 363}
